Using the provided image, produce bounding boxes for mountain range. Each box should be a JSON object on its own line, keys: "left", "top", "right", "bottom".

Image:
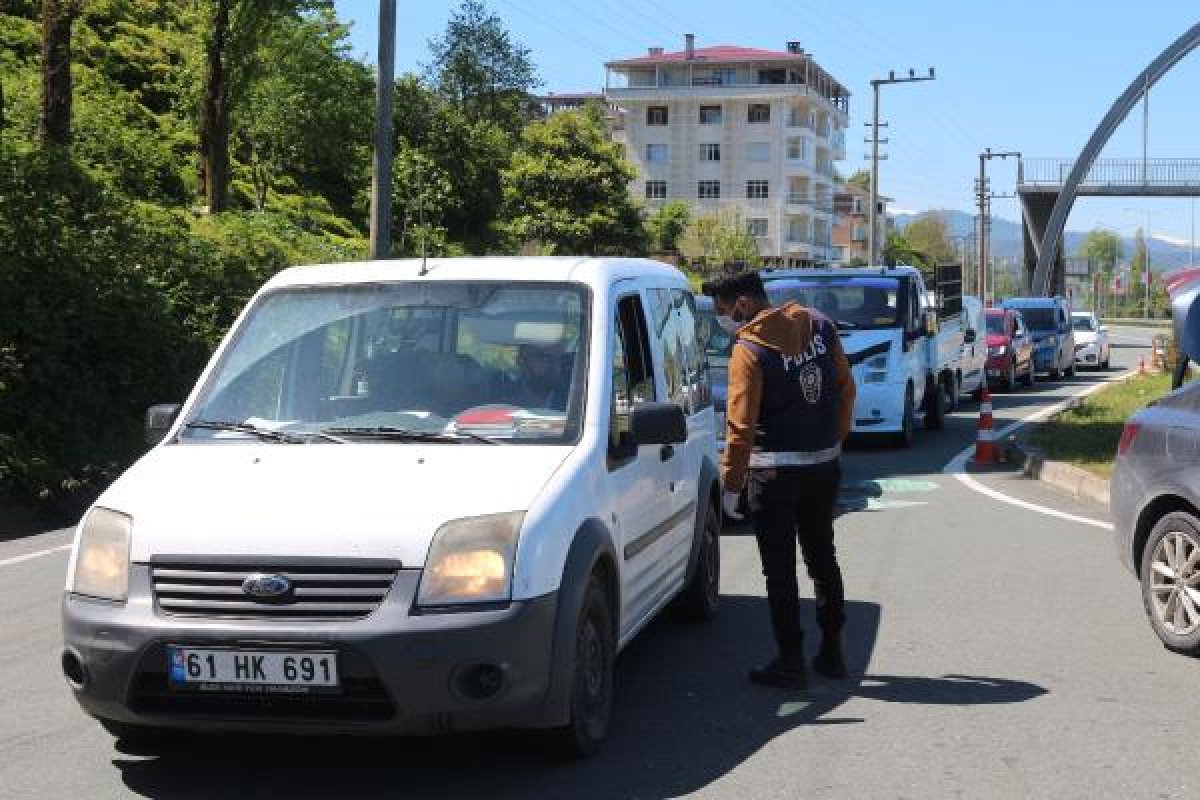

{"left": 893, "top": 210, "right": 1196, "bottom": 271}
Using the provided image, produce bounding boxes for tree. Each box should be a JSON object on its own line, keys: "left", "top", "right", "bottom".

{"left": 677, "top": 208, "right": 761, "bottom": 273}
{"left": 882, "top": 230, "right": 932, "bottom": 269}
{"left": 1131, "top": 226, "right": 1148, "bottom": 291}
{"left": 646, "top": 200, "right": 690, "bottom": 253}
{"left": 847, "top": 169, "right": 870, "bottom": 191}
{"left": 903, "top": 211, "right": 956, "bottom": 266}
{"left": 38, "top": 0, "right": 81, "bottom": 146}
{"left": 199, "top": 0, "right": 316, "bottom": 212}
{"left": 426, "top": 0, "right": 539, "bottom": 134}
{"left": 498, "top": 107, "right": 645, "bottom": 256}
{"left": 1078, "top": 228, "right": 1123, "bottom": 272}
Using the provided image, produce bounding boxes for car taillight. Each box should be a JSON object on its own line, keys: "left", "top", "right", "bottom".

{"left": 1118, "top": 422, "right": 1142, "bottom": 456}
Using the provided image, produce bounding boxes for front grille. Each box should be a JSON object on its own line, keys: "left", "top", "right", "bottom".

{"left": 151, "top": 561, "right": 399, "bottom": 621}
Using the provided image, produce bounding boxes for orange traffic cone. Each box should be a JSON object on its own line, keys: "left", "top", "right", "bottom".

{"left": 974, "top": 386, "right": 999, "bottom": 465}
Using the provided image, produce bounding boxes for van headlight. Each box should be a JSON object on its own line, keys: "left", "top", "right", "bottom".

{"left": 863, "top": 354, "right": 889, "bottom": 384}
{"left": 70, "top": 508, "right": 131, "bottom": 602}
{"left": 417, "top": 512, "right": 524, "bottom": 607}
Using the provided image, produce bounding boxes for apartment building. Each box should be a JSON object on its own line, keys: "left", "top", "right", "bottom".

{"left": 605, "top": 36, "right": 849, "bottom": 266}
{"left": 832, "top": 183, "right": 891, "bottom": 264}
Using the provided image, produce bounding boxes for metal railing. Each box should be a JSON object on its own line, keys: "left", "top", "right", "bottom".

{"left": 1021, "top": 158, "right": 1200, "bottom": 187}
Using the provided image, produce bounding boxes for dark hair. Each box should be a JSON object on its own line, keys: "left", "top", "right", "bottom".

{"left": 701, "top": 271, "right": 768, "bottom": 306}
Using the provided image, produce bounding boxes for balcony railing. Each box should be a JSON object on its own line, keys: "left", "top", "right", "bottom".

{"left": 787, "top": 115, "right": 814, "bottom": 130}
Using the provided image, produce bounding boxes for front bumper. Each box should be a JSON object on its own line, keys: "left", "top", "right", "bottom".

{"left": 851, "top": 381, "right": 907, "bottom": 433}
{"left": 62, "top": 565, "right": 559, "bottom": 735}
{"left": 1033, "top": 347, "right": 1060, "bottom": 371}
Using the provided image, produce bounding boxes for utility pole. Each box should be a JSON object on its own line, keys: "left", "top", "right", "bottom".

{"left": 976, "top": 149, "right": 1020, "bottom": 304}
{"left": 369, "top": 0, "right": 397, "bottom": 260}
{"left": 867, "top": 67, "right": 935, "bottom": 265}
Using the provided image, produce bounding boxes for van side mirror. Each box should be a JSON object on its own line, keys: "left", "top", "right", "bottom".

{"left": 924, "top": 311, "right": 938, "bottom": 337}
{"left": 964, "top": 329, "right": 977, "bottom": 344}
{"left": 629, "top": 402, "right": 687, "bottom": 445}
{"left": 145, "top": 404, "right": 182, "bottom": 446}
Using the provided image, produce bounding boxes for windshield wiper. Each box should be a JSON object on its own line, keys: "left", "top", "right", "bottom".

{"left": 185, "top": 419, "right": 306, "bottom": 443}
{"left": 321, "top": 425, "right": 500, "bottom": 445}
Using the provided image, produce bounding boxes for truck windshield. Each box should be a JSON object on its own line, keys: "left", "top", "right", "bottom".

{"left": 1013, "top": 307, "right": 1056, "bottom": 331}
{"left": 696, "top": 275, "right": 901, "bottom": 365}
{"left": 182, "top": 281, "right": 588, "bottom": 444}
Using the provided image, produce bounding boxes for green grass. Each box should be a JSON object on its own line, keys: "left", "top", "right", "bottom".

{"left": 1027, "top": 371, "right": 1174, "bottom": 478}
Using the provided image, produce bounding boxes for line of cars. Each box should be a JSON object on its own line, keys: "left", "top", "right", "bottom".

{"left": 983, "top": 299, "right": 1110, "bottom": 393}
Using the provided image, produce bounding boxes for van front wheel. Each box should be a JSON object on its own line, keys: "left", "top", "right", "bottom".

{"left": 674, "top": 502, "right": 720, "bottom": 622}
{"left": 550, "top": 577, "right": 614, "bottom": 758}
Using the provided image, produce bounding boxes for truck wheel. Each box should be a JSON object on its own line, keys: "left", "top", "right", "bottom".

{"left": 893, "top": 384, "right": 915, "bottom": 448}
{"left": 924, "top": 377, "right": 944, "bottom": 431}
{"left": 1022, "top": 361, "right": 1036, "bottom": 387}
{"left": 1003, "top": 362, "right": 1017, "bottom": 391}
{"left": 674, "top": 502, "right": 720, "bottom": 622}
{"left": 550, "top": 576, "right": 614, "bottom": 758}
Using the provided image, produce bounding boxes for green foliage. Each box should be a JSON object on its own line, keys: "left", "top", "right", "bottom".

{"left": 646, "top": 200, "right": 690, "bottom": 253}
{"left": 677, "top": 209, "right": 761, "bottom": 274}
{"left": 1131, "top": 227, "right": 1148, "bottom": 288}
{"left": 1078, "top": 228, "right": 1123, "bottom": 271}
{"left": 847, "top": 169, "right": 870, "bottom": 191}
{"left": 883, "top": 230, "right": 933, "bottom": 269}
{"left": 426, "top": 0, "right": 540, "bottom": 135}
{"left": 903, "top": 211, "right": 956, "bottom": 265}
{"left": 498, "top": 108, "right": 646, "bottom": 256}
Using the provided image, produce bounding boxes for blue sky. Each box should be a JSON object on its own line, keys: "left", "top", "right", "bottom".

{"left": 333, "top": 0, "right": 1200, "bottom": 246}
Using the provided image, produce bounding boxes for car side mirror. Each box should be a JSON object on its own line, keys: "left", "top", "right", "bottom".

{"left": 145, "top": 403, "right": 182, "bottom": 446}
{"left": 629, "top": 402, "right": 687, "bottom": 445}
{"left": 964, "top": 329, "right": 977, "bottom": 344}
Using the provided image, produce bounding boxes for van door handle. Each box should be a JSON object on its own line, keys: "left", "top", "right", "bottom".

{"left": 660, "top": 445, "right": 675, "bottom": 462}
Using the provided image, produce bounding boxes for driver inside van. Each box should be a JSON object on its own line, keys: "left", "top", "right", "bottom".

{"left": 508, "top": 341, "right": 571, "bottom": 410}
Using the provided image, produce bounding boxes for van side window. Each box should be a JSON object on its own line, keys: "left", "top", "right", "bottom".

{"left": 674, "top": 289, "right": 711, "bottom": 411}
{"left": 648, "top": 289, "right": 687, "bottom": 411}
{"left": 610, "top": 294, "right": 656, "bottom": 452}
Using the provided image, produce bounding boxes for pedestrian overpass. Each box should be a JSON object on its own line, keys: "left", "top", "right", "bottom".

{"left": 1025, "top": 21, "right": 1200, "bottom": 295}
{"left": 1019, "top": 157, "right": 1200, "bottom": 293}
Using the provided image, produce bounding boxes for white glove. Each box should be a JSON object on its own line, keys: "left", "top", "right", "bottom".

{"left": 722, "top": 490, "right": 744, "bottom": 520}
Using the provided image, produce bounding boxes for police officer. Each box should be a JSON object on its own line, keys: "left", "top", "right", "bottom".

{"left": 703, "top": 271, "right": 856, "bottom": 689}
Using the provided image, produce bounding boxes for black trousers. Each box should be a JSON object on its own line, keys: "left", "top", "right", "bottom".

{"left": 747, "top": 460, "right": 845, "bottom": 658}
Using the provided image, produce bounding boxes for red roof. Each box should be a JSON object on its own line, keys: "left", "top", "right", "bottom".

{"left": 610, "top": 45, "right": 805, "bottom": 66}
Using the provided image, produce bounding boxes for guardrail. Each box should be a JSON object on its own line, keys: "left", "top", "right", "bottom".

{"left": 1022, "top": 158, "right": 1200, "bottom": 187}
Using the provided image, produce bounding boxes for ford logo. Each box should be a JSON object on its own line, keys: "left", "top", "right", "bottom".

{"left": 242, "top": 573, "right": 292, "bottom": 598}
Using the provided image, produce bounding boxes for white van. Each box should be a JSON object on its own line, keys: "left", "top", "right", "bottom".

{"left": 61, "top": 257, "right": 721, "bottom": 756}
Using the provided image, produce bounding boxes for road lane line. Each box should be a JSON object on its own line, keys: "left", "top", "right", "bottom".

{"left": 942, "top": 371, "right": 1135, "bottom": 530}
{"left": 0, "top": 544, "right": 72, "bottom": 568}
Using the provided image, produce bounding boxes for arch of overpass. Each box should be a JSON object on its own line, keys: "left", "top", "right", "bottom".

{"left": 1031, "top": 21, "right": 1200, "bottom": 295}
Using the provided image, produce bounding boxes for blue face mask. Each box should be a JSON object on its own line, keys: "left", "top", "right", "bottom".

{"left": 716, "top": 314, "right": 744, "bottom": 336}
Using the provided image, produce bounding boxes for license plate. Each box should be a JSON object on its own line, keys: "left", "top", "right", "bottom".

{"left": 167, "top": 646, "right": 339, "bottom": 693}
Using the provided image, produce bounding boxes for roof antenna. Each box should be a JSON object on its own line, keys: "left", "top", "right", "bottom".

{"left": 417, "top": 163, "right": 430, "bottom": 276}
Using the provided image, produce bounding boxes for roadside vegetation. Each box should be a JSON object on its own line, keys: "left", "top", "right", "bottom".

{"left": 1028, "top": 371, "right": 1175, "bottom": 477}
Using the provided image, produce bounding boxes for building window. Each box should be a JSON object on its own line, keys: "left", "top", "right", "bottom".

{"left": 747, "top": 218, "right": 769, "bottom": 237}
{"left": 758, "top": 68, "right": 786, "bottom": 85}
{"left": 697, "top": 180, "right": 720, "bottom": 199}
{"left": 746, "top": 180, "right": 769, "bottom": 199}
{"left": 786, "top": 138, "right": 811, "bottom": 162}
{"left": 645, "top": 181, "right": 667, "bottom": 199}
{"left": 746, "top": 142, "right": 770, "bottom": 162}
{"left": 748, "top": 103, "right": 771, "bottom": 124}
{"left": 699, "top": 143, "right": 720, "bottom": 162}
{"left": 645, "top": 143, "right": 669, "bottom": 163}
{"left": 646, "top": 106, "right": 668, "bottom": 126}
{"left": 852, "top": 197, "right": 864, "bottom": 214}
{"left": 699, "top": 105, "right": 722, "bottom": 124}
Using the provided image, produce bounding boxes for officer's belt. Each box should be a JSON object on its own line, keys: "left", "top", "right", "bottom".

{"left": 748, "top": 445, "right": 841, "bottom": 468}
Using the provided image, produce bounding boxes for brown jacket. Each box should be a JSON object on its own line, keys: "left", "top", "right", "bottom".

{"left": 722, "top": 302, "right": 856, "bottom": 492}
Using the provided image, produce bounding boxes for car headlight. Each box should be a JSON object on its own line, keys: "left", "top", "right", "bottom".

{"left": 417, "top": 511, "right": 524, "bottom": 607}
{"left": 863, "top": 353, "right": 888, "bottom": 384}
{"left": 70, "top": 508, "right": 131, "bottom": 602}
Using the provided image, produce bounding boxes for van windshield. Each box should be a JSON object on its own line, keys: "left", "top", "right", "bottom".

{"left": 1072, "top": 316, "right": 1096, "bottom": 332}
{"left": 1013, "top": 307, "right": 1056, "bottom": 331}
{"left": 985, "top": 314, "right": 1006, "bottom": 335}
{"left": 182, "top": 281, "right": 589, "bottom": 444}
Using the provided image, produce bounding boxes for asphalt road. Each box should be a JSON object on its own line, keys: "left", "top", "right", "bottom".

{"left": 3, "top": 326, "right": 1192, "bottom": 799}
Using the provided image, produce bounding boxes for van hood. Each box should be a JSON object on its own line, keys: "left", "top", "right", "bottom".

{"left": 1075, "top": 330, "right": 1098, "bottom": 345}
{"left": 98, "top": 443, "right": 572, "bottom": 565}
{"left": 839, "top": 329, "right": 900, "bottom": 365}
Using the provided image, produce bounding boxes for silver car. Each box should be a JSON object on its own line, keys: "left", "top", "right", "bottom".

{"left": 1111, "top": 379, "right": 1200, "bottom": 655}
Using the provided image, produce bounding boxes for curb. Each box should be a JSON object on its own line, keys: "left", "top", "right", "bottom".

{"left": 1002, "top": 437, "right": 1111, "bottom": 507}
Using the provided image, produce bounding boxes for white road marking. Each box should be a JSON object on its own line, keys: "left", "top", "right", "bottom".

{"left": 942, "top": 371, "right": 1138, "bottom": 531}
{"left": 0, "top": 544, "right": 72, "bottom": 568}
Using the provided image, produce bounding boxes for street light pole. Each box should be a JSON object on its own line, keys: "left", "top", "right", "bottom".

{"left": 867, "top": 67, "right": 935, "bottom": 265}
{"left": 368, "top": 0, "right": 397, "bottom": 260}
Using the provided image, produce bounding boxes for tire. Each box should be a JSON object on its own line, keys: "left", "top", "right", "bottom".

{"left": 947, "top": 373, "right": 961, "bottom": 412}
{"left": 1139, "top": 512, "right": 1200, "bottom": 656}
{"left": 1022, "top": 360, "right": 1036, "bottom": 387}
{"left": 893, "top": 384, "right": 915, "bottom": 448}
{"left": 99, "top": 719, "right": 174, "bottom": 747}
{"left": 1050, "top": 364, "right": 1062, "bottom": 380}
{"left": 549, "top": 576, "right": 615, "bottom": 757}
{"left": 1002, "top": 361, "right": 1016, "bottom": 392}
{"left": 674, "top": 503, "right": 720, "bottom": 622}
{"left": 1102, "top": 352, "right": 1111, "bottom": 370}
{"left": 924, "top": 377, "right": 944, "bottom": 431}
{"left": 1065, "top": 359, "right": 1076, "bottom": 378}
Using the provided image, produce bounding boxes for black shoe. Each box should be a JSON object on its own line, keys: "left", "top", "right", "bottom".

{"left": 813, "top": 637, "right": 847, "bottom": 680}
{"left": 748, "top": 657, "right": 807, "bottom": 689}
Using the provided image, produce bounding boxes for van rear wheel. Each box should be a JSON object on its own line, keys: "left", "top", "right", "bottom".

{"left": 549, "top": 576, "right": 614, "bottom": 758}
